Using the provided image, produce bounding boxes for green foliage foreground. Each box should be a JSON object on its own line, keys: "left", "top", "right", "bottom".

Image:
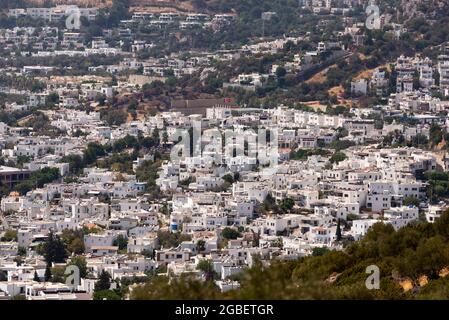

{"left": 131, "top": 211, "right": 449, "bottom": 300}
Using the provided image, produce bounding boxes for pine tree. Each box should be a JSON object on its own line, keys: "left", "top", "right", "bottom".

{"left": 43, "top": 231, "right": 68, "bottom": 264}
{"left": 94, "top": 270, "right": 112, "bottom": 292}
{"left": 44, "top": 264, "right": 52, "bottom": 282}
{"left": 33, "top": 270, "right": 40, "bottom": 282}
{"left": 336, "top": 219, "right": 342, "bottom": 242}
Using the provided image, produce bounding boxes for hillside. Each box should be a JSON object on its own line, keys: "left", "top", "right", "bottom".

{"left": 131, "top": 211, "right": 449, "bottom": 300}
{"left": 0, "top": 0, "right": 112, "bottom": 8}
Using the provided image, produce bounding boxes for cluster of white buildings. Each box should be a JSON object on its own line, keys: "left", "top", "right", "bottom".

{"left": 8, "top": 6, "right": 98, "bottom": 21}
{"left": 1, "top": 100, "right": 445, "bottom": 299}
{"left": 1, "top": 1, "right": 449, "bottom": 301}
{"left": 128, "top": 11, "right": 236, "bottom": 31}
{"left": 352, "top": 52, "right": 449, "bottom": 99}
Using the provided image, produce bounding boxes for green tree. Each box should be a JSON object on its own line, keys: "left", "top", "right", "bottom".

{"left": 93, "top": 290, "right": 121, "bottom": 300}
{"left": 1, "top": 229, "right": 17, "bottom": 241}
{"left": 51, "top": 266, "right": 66, "bottom": 283}
{"left": 14, "top": 167, "right": 60, "bottom": 194}
{"left": 276, "top": 66, "right": 287, "bottom": 87}
{"left": 312, "top": 247, "right": 331, "bottom": 257}
{"left": 61, "top": 229, "right": 85, "bottom": 254}
{"left": 403, "top": 196, "right": 420, "bottom": 207}
{"left": 162, "top": 131, "right": 169, "bottom": 143}
{"left": 196, "top": 240, "right": 206, "bottom": 253}
{"left": 17, "top": 246, "right": 27, "bottom": 256}
{"left": 68, "top": 238, "right": 85, "bottom": 255}
{"left": 222, "top": 174, "right": 234, "bottom": 184}
{"left": 429, "top": 124, "right": 443, "bottom": 146}
{"left": 336, "top": 219, "right": 342, "bottom": 241}
{"left": 130, "top": 275, "right": 221, "bottom": 300}
{"left": 61, "top": 155, "right": 84, "bottom": 174}
{"left": 68, "top": 256, "right": 88, "bottom": 278}
{"left": 42, "top": 231, "right": 68, "bottom": 264}
{"left": 113, "top": 235, "right": 128, "bottom": 251}
{"left": 221, "top": 227, "right": 241, "bottom": 240}
{"left": 330, "top": 151, "right": 347, "bottom": 164}
{"left": 152, "top": 128, "right": 160, "bottom": 142}
{"left": 95, "top": 270, "right": 112, "bottom": 292}
{"left": 196, "top": 260, "right": 216, "bottom": 281}
{"left": 262, "top": 194, "right": 279, "bottom": 213}
{"left": 157, "top": 230, "right": 191, "bottom": 249}
{"left": 103, "top": 109, "right": 127, "bottom": 126}
{"left": 124, "top": 210, "right": 449, "bottom": 299}
{"left": 44, "top": 264, "right": 52, "bottom": 282}
{"left": 280, "top": 198, "right": 295, "bottom": 213}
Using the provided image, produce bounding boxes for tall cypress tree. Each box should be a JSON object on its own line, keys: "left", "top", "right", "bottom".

{"left": 336, "top": 219, "right": 342, "bottom": 242}
{"left": 44, "top": 264, "right": 52, "bottom": 282}
{"left": 33, "top": 270, "right": 40, "bottom": 282}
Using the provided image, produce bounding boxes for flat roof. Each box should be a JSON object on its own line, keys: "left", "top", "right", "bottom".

{"left": 0, "top": 166, "right": 29, "bottom": 173}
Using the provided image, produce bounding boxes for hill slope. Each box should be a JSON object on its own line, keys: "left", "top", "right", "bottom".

{"left": 131, "top": 211, "right": 449, "bottom": 300}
